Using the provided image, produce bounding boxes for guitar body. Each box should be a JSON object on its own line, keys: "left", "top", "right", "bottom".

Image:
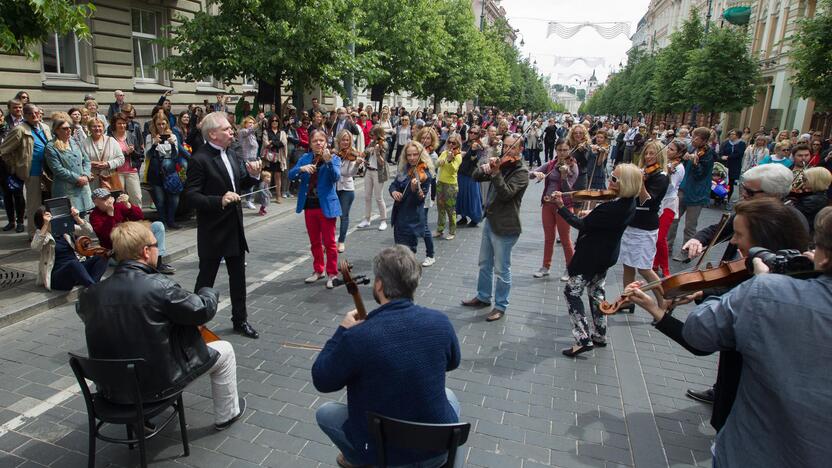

{"left": 199, "top": 325, "right": 220, "bottom": 343}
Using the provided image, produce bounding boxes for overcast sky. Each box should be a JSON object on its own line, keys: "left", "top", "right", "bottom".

{"left": 500, "top": 0, "right": 651, "bottom": 87}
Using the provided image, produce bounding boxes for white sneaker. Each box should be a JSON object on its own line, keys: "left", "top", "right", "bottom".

{"left": 378, "top": 221, "right": 388, "bottom": 231}
{"left": 560, "top": 269, "right": 570, "bottom": 282}
{"left": 338, "top": 242, "right": 345, "bottom": 253}
{"left": 444, "top": 234, "right": 455, "bottom": 240}
{"left": 433, "top": 231, "right": 444, "bottom": 238}
{"left": 326, "top": 275, "right": 337, "bottom": 289}
{"left": 533, "top": 267, "right": 549, "bottom": 278}
{"left": 304, "top": 272, "right": 324, "bottom": 283}
{"left": 244, "top": 200, "right": 256, "bottom": 210}
{"left": 422, "top": 257, "right": 436, "bottom": 267}
{"left": 356, "top": 219, "right": 370, "bottom": 228}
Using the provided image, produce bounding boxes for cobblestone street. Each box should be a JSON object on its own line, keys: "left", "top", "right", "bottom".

{"left": 0, "top": 178, "right": 724, "bottom": 468}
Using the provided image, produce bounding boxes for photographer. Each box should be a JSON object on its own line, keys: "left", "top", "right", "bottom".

{"left": 625, "top": 203, "right": 830, "bottom": 468}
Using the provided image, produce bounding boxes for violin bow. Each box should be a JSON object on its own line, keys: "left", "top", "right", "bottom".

{"left": 692, "top": 212, "right": 731, "bottom": 270}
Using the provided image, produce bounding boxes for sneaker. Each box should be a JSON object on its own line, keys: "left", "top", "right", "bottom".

{"left": 560, "top": 269, "right": 570, "bottom": 282}
{"left": 305, "top": 272, "right": 324, "bottom": 283}
{"left": 422, "top": 257, "right": 436, "bottom": 267}
{"left": 686, "top": 387, "right": 715, "bottom": 404}
{"left": 444, "top": 234, "right": 455, "bottom": 240}
{"left": 356, "top": 219, "right": 370, "bottom": 228}
{"left": 215, "top": 397, "right": 247, "bottom": 431}
{"left": 433, "top": 231, "right": 444, "bottom": 238}
{"left": 258, "top": 207, "right": 267, "bottom": 216}
{"left": 156, "top": 263, "right": 176, "bottom": 275}
{"left": 378, "top": 221, "right": 388, "bottom": 231}
{"left": 326, "top": 275, "right": 337, "bottom": 289}
{"left": 533, "top": 267, "right": 549, "bottom": 278}
{"left": 244, "top": 200, "right": 256, "bottom": 210}
{"left": 338, "top": 242, "right": 345, "bottom": 253}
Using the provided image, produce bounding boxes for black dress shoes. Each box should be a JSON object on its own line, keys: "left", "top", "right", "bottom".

{"left": 686, "top": 387, "right": 715, "bottom": 404}
{"left": 14, "top": 224, "right": 24, "bottom": 233}
{"left": 233, "top": 321, "right": 259, "bottom": 339}
{"left": 461, "top": 297, "right": 490, "bottom": 308}
{"left": 562, "top": 344, "right": 594, "bottom": 357}
{"left": 2, "top": 223, "right": 14, "bottom": 231}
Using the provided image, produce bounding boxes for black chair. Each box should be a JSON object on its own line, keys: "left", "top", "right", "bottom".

{"left": 367, "top": 412, "right": 471, "bottom": 468}
{"left": 68, "top": 353, "right": 189, "bottom": 468}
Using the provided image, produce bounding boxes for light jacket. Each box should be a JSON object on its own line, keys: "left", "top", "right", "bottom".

{"left": 31, "top": 219, "right": 94, "bottom": 290}
{"left": 0, "top": 122, "right": 52, "bottom": 180}
{"left": 80, "top": 135, "right": 125, "bottom": 181}
{"left": 288, "top": 152, "right": 342, "bottom": 218}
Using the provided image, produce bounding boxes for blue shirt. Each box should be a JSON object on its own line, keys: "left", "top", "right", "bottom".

{"left": 30, "top": 126, "right": 48, "bottom": 176}
{"left": 682, "top": 274, "right": 832, "bottom": 468}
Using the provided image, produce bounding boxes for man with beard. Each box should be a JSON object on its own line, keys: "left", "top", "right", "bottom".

{"left": 312, "top": 245, "right": 462, "bottom": 468}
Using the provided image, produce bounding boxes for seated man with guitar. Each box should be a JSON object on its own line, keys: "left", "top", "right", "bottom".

{"left": 312, "top": 246, "right": 462, "bottom": 468}
{"left": 76, "top": 221, "right": 246, "bottom": 431}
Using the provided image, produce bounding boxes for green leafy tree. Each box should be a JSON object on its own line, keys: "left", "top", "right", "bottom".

{"left": 651, "top": 11, "right": 703, "bottom": 112}
{"left": 576, "top": 88, "right": 586, "bottom": 101}
{"left": 789, "top": 0, "right": 832, "bottom": 109}
{"left": 157, "top": 0, "right": 378, "bottom": 105}
{"left": 683, "top": 25, "right": 760, "bottom": 115}
{"left": 0, "top": 0, "right": 95, "bottom": 59}
{"left": 361, "top": 0, "right": 447, "bottom": 98}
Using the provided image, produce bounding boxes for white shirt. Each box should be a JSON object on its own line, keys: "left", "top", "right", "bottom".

{"left": 209, "top": 141, "right": 236, "bottom": 192}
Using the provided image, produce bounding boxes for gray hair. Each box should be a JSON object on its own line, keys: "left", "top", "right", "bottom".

{"left": 199, "top": 111, "right": 229, "bottom": 137}
{"left": 372, "top": 245, "right": 421, "bottom": 300}
{"left": 742, "top": 163, "right": 793, "bottom": 198}
{"left": 22, "top": 103, "right": 37, "bottom": 116}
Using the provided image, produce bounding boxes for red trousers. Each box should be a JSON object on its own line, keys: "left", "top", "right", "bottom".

{"left": 653, "top": 208, "right": 675, "bottom": 277}
{"left": 304, "top": 208, "right": 338, "bottom": 276}
{"left": 541, "top": 204, "right": 574, "bottom": 269}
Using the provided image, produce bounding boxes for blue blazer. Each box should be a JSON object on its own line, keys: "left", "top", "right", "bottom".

{"left": 287, "top": 152, "right": 342, "bottom": 218}
{"left": 389, "top": 165, "right": 432, "bottom": 236}
{"left": 311, "top": 299, "right": 461, "bottom": 466}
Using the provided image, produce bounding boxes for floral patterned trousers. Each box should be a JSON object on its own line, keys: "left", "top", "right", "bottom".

{"left": 564, "top": 272, "right": 608, "bottom": 346}
{"left": 436, "top": 182, "right": 458, "bottom": 235}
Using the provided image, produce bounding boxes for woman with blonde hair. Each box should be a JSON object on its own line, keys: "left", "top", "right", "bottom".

{"left": 618, "top": 141, "right": 669, "bottom": 313}
{"left": 741, "top": 133, "right": 770, "bottom": 174}
{"left": 334, "top": 129, "right": 362, "bottom": 252}
{"left": 80, "top": 116, "right": 124, "bottom": 191}
{"left": 389, "top": 141, "right": 433, "bottom": 254}
{"left": 550, "top": 163, "right": 642, "bottom": 357}
{"left": 84, "top": 99, "right": 108, "bottom": 132}
{"left": 790, "top": 166, "right": 831, "bottom": 233}
{"left": 45, "top": 117, "right": 93, "bottom": 213}
{"left": 145, "top": 110, "right": 182, "bottom": 228}
{"left": 416, "top": 127, "right": 439, "bottom": 265}
{"left": 760, "top": 140, "right": 794, "bottom": 168}
{"left": 67, "top": 107, "right": 87, "bottom": 147}
{"left": 433, "top": 133, "right": 462, "bottom": 240}
{"left": 566, "top": 124, "right": 595, "bottom": 191}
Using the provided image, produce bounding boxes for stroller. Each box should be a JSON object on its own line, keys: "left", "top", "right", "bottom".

{"left": 710, "top": 162, "right": 730, "bottom": 206}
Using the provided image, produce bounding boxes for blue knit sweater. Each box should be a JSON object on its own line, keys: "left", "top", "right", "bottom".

{"left": 312, "top": 298, "right": 461, "bottom": 466}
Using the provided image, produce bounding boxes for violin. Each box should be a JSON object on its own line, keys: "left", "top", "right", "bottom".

{"left": 560, "top": 189, "right": 618, "bottom": 201}
{"left": 643, "top": 163, "right": 662, "bottom": 176}
{"left": 340, "top": 148, "right": 360, "bottom": 161}
{"left": 407, "top": 161, "right": 429, "bottom": 183}
{"left": 75, "top": 236, "right": 111, "bottom": 258}
{"left": 339, "top": 258, "right": 370, "bottom": 320}
{"left": 199, "top": 326, "right": 220, "bottom": 343}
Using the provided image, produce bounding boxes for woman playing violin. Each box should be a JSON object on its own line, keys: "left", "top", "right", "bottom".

{"left": 530, "top": 139, "right": 578, "bottom": 281}
{"left": 589, "top": 130, "right": 610, "bottom": 189}
{"left": 434, "top": 134, "right": 463, "bottom": 241}
{"left": 618, "top": 141, "right": 670, "bottom": 312}
{"left": 288, "top": 129, "right": 342, "bottom": 289}
{"left": 416, "top": 127, "right": 439, "bottom": 266}
{"left": 335, "top": 129, "right": 363, "bottom": 253}
{"left": 551, "top": 163, "right": 643, "bottom": 357}
{"left": 623, "top": 198, "right": 812, "bottom": 448}
{"left": 389, "top": 141, "right": 433, "bottom": 254}
{"left": 653, "top": 140, "right": 687, "bottom": 277}
{"left": 565, "top": 124, "right": 595, "bottom": 191}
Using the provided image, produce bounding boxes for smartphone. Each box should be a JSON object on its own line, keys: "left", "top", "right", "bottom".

{"left": 111, "top": 190, "right": 123, "bottom": 200}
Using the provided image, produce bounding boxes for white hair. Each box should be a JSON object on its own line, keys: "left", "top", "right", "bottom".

{"left": 199, "top": 111, "right": 229, "bottom": 137}
{"left": 742, "top": 163, "right": 793, "bottom": 198}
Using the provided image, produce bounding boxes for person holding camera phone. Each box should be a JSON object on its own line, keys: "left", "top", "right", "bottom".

{"left": 624, "top": 200, "right": 829, "bottom": 468}
{"left": 145, "top": 110, "right": 182, "bottom": 229}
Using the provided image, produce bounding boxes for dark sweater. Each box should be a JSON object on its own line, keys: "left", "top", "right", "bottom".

{"left": 473, "top": 161, "right": 529, "bottom": 236}
{"left": 558, "top": 197, "right": 635, "bottom": 276}
{"left": 630, "top": 171, "right": 669, "bottom": 231}
{"left": 311, "top": 299, "right": 461, "bottom": 466}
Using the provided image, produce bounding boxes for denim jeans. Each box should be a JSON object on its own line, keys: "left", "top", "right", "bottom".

{"left": 316, "top": 388, "right": 463, "bottom": 468}
{"left": 422, "top": 207, "right": 435, "bottom": 258}
{"left": 149, "top": 221, "right": 167, "bottom": 257}
{"left": 149, "top": 184, "right": 179, "bottom": 227}
{"left": 476, "top": 219, "right": 519, "bottom": 312}
{"left": 337, "top": 189, "right": 355, "bottom": 243}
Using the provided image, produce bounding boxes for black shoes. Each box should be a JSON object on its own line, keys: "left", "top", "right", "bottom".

{"left": 215, "top": 396, "right": 246, "bottom": 431}
{"left": 686, "top": 387, "right": 715, "bottom": 404}
{"left": 233, "top": 321, "right": 259, "bottom": 339}
{"left": 2, "top": 223, "right": 14, "bottom": 231}
{"left": 562, "top": 344, "right": 594, "bottom": 357}
{"left": 14, "top": 224, "right": 24, "bottom": 233}
{"left": 156, "top": 263, "right": 176, "bottom": 275}
{"left": 168, "top": 223, "right": 183, "bottom": 230}
{"left": 457, "top": 217, "right": 469, "bottom": 226}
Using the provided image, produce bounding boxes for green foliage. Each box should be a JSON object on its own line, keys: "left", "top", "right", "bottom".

{"left": 0, "top": 0, "right": 95, "bottom": 59}
{"left": 576, "top": 88, "right": 586, "bottom": 101}
{"left": 651, "top": 11, "right": 703, "bottom": 112}
{"left": 789, "top": 0, "right": 832, "bottom": 109}
{"left": 683, "top": 26, "right": 760, "bottom": 113}
{"left": 157, "top": 0, "right": 378, "bottom": 95}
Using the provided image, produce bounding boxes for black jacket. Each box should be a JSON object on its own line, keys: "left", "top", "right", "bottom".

{"left": 559, "top": 197, "right": 635, "bottom": 276}
{"left": 791, "top": 192, "right": 827, "bottom": 234}
{"left": 184, "top": 142, "right": 259, "bottom": 258}
{"left": 77, "top": 261, "right": 219, "bottom": 404}
{"left": 630, "top": 171, "right": 669, "bottom": 231}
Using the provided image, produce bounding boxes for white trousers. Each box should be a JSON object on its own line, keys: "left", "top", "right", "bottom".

{"left": 206, "top": 340, "right": 240, "bottom": 424}
{"left": 118, "top": 172, "right": 143, "bottom": 206}
{"left": 363, "top": 175, "right": 387, "bottom": 222}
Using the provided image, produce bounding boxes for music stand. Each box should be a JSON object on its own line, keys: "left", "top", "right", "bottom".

{"left": 44, "top": 197, "right": 74, "bottom": 237}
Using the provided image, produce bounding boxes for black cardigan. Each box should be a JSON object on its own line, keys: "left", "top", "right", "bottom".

{"left": 558, "top": 197, "right": 635, "bottom": 276}
{"left": 630, "top": 171, "right": 669, "bottom": 231}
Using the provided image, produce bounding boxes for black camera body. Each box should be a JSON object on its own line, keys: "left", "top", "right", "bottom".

{"left": 746, "top": 247, "right": 814, "bottom": 275}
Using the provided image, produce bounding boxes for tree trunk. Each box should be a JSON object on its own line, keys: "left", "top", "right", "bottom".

{"left": 433, "top": 95, "right": 441, "bottom": 114}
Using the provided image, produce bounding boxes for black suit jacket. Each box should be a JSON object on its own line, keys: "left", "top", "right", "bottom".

{"left": 184, "top": 143, "right": 258, "bottom": 258}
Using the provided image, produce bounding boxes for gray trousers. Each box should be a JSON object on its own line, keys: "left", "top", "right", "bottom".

{"left": 666, "top": 191, "right": 704, "bottom": 255}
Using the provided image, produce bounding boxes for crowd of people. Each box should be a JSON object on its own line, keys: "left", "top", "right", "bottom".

{"left": 3, "top": 86, "right": 832, "bottom": 468}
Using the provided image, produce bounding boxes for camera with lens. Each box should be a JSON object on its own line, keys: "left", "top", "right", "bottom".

{"left": 746, "top": 247, "right": 814, "bottom": 275}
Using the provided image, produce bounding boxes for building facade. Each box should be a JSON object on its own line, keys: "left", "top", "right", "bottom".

{"left": 632, "top": 0, "right": 823, "bottom": 134}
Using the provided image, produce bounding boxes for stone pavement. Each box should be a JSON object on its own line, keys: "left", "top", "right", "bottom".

{"left": 0, "top": 175, "right": 726, "bottom": 468}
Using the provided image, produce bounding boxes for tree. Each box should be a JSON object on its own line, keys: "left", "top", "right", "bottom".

{"left": 651, "top": 11, "right": 704, "bottom": 113}
{"left": 789, "top": 0, "right": 832, "bottom": 109}
{"left": 576, "top": 89, "right": 586, "bottom": 101}
{"left": 157, "top": 0, "right": 378, "bottom": 106}
{"left": 0, "top": 0, "right": 95, "bottom": 59}
{"left": 683, "top": 26, "right": 760, "bottom": 115}
{"left": 361, "top": 0, "right": 447, "bottom": 99}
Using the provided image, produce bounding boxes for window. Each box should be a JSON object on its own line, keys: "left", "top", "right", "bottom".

{"left": 43, "top": 33, "right": 80, "bottom": 77}
{"left": 132, "top": 9, "right": 160, "bottom": 81}
{"left": 242, "top": 75, "right": 257, "bottom": 89}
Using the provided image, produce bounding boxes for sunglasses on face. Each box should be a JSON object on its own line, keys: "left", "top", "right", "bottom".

{"left": 610, "top": 175, "right": 619, "bottom": 183}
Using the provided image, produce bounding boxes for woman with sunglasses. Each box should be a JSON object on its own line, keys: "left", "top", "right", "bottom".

{"left": 433, "top": 134, "right": 462, "bottom": 241}
{"left": 262, "top": 115, "right": 287, "bottom": 203}
{"left": 759, "top": 140, "right": 794, "bottom": 169}
{"left": 456, "top": 126, "right": 484, "bottom": 228}
{"left": 45, "top": 117, "right": 93, "bottom": 214}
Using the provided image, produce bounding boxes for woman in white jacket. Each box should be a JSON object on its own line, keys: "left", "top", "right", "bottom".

{"left": 80, "top": 116, "right": 124, "bottom": 190}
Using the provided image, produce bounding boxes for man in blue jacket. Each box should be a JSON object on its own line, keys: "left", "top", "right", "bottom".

{"left": 312, "top": 245, "right": 463, "bottom": 468}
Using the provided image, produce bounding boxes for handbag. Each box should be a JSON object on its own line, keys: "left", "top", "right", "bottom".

{"left": 100, "top": 172, "right": 124, "bottom": 191}
{"left": 162, "top": 169, "right": 184, "bottom": 193}
{"left": 5, "top": 174, "right": 23, "bottom": 192}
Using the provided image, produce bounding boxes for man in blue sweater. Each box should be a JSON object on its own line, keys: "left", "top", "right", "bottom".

{"left": 312, "top": 245, "right": 462, "bottom": 468}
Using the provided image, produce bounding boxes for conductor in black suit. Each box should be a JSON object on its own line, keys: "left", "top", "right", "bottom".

{"left": 185, "top": 112, "right": 261, "bottom": 339}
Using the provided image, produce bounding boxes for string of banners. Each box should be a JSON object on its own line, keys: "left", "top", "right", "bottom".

{"left": 555, "top": 73, "right": 591, "bottom": 83}
{"left": 553, "top": 56, "right": 606, "bottom": 67}
{"left": 546, "top": 22, "right": 631, "bottom": 39}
